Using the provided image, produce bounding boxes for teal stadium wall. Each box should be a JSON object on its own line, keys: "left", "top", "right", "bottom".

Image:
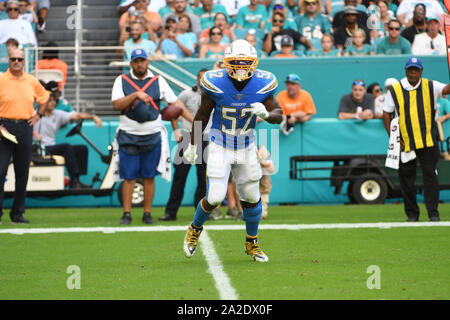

{"left": 2, "top": 56, "right": 450, "bottom": 208}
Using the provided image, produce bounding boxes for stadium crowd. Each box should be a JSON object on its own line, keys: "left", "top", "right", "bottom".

{"left": 116, "top": 0, "right": 448, "bottom": 61}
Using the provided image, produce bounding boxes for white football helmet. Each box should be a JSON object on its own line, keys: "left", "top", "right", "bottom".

{"left": 223, "top": 40, "right": 258, "bottom": 82}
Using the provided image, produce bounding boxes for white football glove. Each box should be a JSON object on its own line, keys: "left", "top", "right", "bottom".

{"left": 183, "top": 144, "right": 198, "bottom": 165}
{"left": 250, "top": 102, "right": 269, "bottom": 119}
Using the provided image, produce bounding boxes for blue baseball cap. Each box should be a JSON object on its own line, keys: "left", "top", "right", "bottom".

{"left": 130, "top": 49, "right": 148, "bottom": 61}
{"left": 405, "top": 57, "right": 423, "bottom": 69}
{"left": 285, "top": 73, "right": 301, "bottom": 84}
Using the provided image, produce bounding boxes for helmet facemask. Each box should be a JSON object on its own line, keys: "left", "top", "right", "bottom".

{"left": 223, "top": 40, "right": 259, "bottom": 82}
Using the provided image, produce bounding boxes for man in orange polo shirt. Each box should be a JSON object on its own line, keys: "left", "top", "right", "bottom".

{"left": 277, "top": 73, "right": 316, "bottom": 135}
{"left": 0, "top": 48, "right": 49, "bottom": 224}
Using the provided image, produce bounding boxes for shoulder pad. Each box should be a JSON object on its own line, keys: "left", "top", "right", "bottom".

{"left": 200, "top": 70, "right": 225, "bottom": 94}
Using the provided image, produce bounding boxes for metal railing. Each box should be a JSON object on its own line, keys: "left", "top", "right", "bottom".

{"left": 24, "top": 46, "right": 195, "bottom": 115}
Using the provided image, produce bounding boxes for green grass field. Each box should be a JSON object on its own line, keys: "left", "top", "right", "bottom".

{"left": 0, "top": 203, "right": 449, "bottom": 300}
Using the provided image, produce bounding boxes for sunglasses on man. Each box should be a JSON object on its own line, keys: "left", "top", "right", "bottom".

{"left": 7, "top": 7, "right": 20, "bottom": 12}
{"left": 10, "top": 57, "right": 24, "bottom": 62}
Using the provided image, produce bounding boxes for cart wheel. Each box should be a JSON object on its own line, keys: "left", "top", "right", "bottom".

{"left": 117, "top": 179, "right": 144, "bottom": 207}
{"left": 351, "top": 174, "right": 388, "bottom": 204}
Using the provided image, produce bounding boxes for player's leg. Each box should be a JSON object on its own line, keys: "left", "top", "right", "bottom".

{"left": 184, "top": 143, "right": 230, "bottom": 258}
{"left": 237, "top": 181, "right": 268, "bottom": 263}
{"left": 233, "top": 149, "right": 268, "bottom": 262}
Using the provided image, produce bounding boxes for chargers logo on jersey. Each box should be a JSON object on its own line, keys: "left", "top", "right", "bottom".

{"left": 200, "top": 69, "right": 278, "bottom": 149}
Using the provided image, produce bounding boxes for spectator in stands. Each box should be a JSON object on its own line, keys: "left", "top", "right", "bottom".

{"left": 219, "top": 0, "right": 249, "bottom": 19}
{"left": 199, "top": 12, "right": 236, "bottom": 47}
{"left": 157, "top": 14, "right": 198, "bottom": 59}
{"left": 436, "top": 96, "right": 450, "bottom": 125}
{"left": 308, "top": 33, "right": 341, "bottom": 56}
{"left": 0, "top": 37, "right": 18, "bottom": 62}
{"left": 0, "top": 0, "right": 6, "bottom": 20}
{"left": 33, "top": 94, "right": 102, "bottom": 189}
{"left": 338, "top": 79, "right": 375, "bottom": 120}
{"left": 271, "top": 34, "right": 303, "bottom": 57}
{"left": 367, "top": 0, "right": 394, "bottom": 44}
{"left": 235, "top": 0, "right": 267, "bottom": 30}
{"left": 35, "top": 0, "right": 49, "bottom": 32}
{"left": 43, "top": 81, "right": 74, "bottom": 112}
{"left": 37, "top": 42, "right": 68, "bottom": 91}
{"left": 124, "top": 21, "right": 157, "bottom": 61}
{"left": 0, "top": 0, "right": 37, "bottom": 47}
{"left": 334, "top": 6, "right": 370, "bottom": 51}
{"left": 375, "top": 19, "right": 412, "bottom": 55}
{"left": 396, "top": 0, "right": 444, "bottom": 27}
{"left": 295, "top": 0, "right": 332, "bottom": 46}
{"left": 0, "top": 48, "right": 49, "bottom": 224}
{"left": 119, "top": 0, "right": 161, "bottom": 44}
{"left": 162, "top": 0, "right": 201, "bottom": 36}
{"left": 367, "top": 82, "right": 382, "bottom": 100}
{"left": 412, "top": 16, "right": 446, "bottom": 55}
{"left": 262, "top": 11, "right": 314, "bottom": 55}
{"left": 118, "top": 0, "right": 167, "bottom": 17}
{"left": 278, "top": 73, "right": 316, "bottom": 135}
{"left": 193, "top": 0, "right": 229, "bottom": 30}
{"left": 19, "top": 0, "right": 37, "bottom": 26}
{"left": 264, "top": 0, "right": 297, "bottom": 33}
{"left": 199, "top": 26, "right": 227, "bottom": 59}
{"left": 245, "top": 32, "right": 267, "bottom": 58}
{"left": 373, "top": 77, "right": 396, "bottom": 119}
{"left": 332, "top": 0, "right": 369, "bottom": 31}
{"left": 401, "top": 3, "right": 427, "bottom": 44}
{"left": 343, "top": 28, "right": 374, "bottom": 56}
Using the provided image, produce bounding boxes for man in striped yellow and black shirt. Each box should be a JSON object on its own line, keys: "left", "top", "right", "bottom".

{"left": 383, "top": 57, "right": 450, "bottom": 222}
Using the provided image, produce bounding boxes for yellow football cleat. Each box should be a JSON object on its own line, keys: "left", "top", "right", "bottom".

{"left": 245, "top": 239, "right": 269, "bottom": 262}
{"left": 183, "top": 224, "right": 203, "bottom": 258}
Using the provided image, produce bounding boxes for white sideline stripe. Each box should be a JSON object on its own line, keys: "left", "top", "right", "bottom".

{"left": 200, "top": 231, "right": 239, "bottom": 300}
{"left": 0, "top": 222, "right": 449, "bottom": 235}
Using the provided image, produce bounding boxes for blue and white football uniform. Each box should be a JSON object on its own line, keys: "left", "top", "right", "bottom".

{"left": 199, "top": 69, "right": 278, "bottom": 206}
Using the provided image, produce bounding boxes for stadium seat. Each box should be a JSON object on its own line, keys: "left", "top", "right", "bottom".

{"left": 32, "top": 69, "right": 64, "bottom": 84}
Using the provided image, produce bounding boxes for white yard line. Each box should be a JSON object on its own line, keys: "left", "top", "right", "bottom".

{"left": 0, "top": 221, "right": 449, "bottom": 235}
{"left": 200, "top": 230, "right": 239, "bottom": 300}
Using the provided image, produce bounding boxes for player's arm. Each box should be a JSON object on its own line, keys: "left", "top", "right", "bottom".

{"left": 262, "top": 95, "right": 283, "bottom": 124}
{"left": 189, "top": 92, "right": 215, "bottom": 145}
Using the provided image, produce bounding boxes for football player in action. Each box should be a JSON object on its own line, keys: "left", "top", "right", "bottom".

{"left": 183, "top": 40, "right": 282, "bottom": 262}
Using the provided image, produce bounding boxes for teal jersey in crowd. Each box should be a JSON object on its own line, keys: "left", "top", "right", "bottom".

{"left": 193, "top": 4, "right": 229, "bottom": 30}
{"left": 161, "top": 32, "right": 198, "bottom": 59}
{"left": 235, "top": 4, "right": 267, "bottom": 29}
{"left": 295, "top": 13, "right": 332, "bottom": 40}
{"left": 375, "top": 36, "right": 411, "bottom": 55}
{"left": 55, "top": 98, "right": 74, "bottom": 113}
{"left": 344, "top": 44, "right": 373, "bottom": 56}
{"left": 437, "top": 97, "right": 450, "bottom": 116}
{"left": 308, "top": 48, "right": 341, "bottom": 57}
{"left": 123, "top": 39, "right": 156, "bottom": 61}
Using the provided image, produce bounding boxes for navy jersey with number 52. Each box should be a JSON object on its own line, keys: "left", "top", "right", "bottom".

{"left": 200, "top": 68, "right": 278, "bottom": 150}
